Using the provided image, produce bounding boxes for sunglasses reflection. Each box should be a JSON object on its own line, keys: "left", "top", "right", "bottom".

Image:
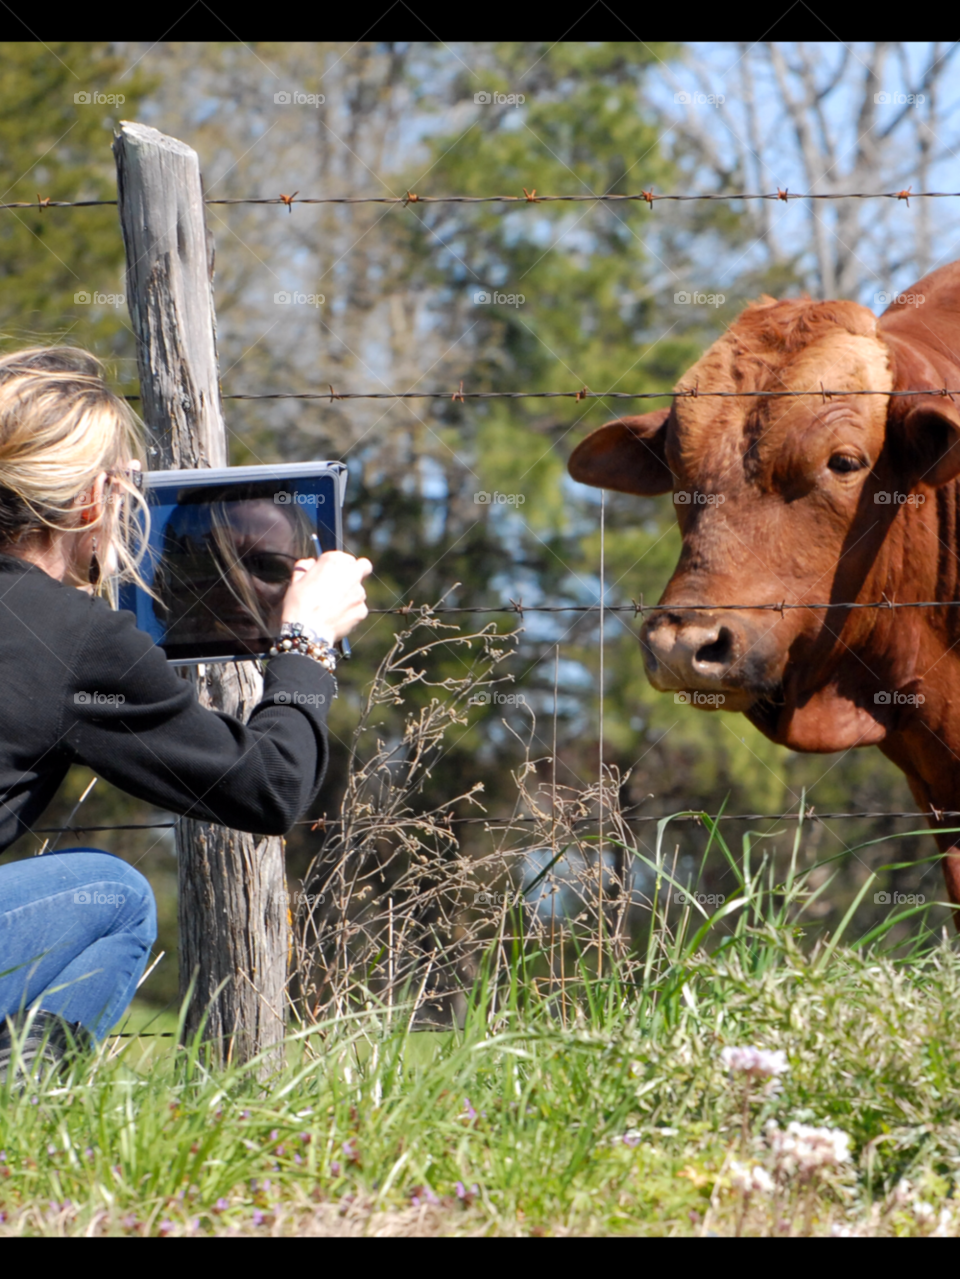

{"left": 155, "top": 487, "right": 317, "bottom": 654}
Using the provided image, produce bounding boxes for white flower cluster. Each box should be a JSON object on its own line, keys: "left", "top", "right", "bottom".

{"left": 720, "top": 1045, "right": 789, "bottom": 1079}
{"left": 766, "top": 1121, "right": 851, "bottom": 1176}
{"left": 729, "top": 1160, "right": 774, "bottom": 1195}
{"left": 893, "top": 1182, "right": 957, "bottom": 1235}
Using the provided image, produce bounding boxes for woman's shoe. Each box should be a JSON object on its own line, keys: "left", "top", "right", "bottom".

{"left": 0, "top": 1010, "right": 92, "bottom": 1085}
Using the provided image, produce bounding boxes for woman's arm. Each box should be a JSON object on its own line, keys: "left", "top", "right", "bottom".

{"left": 61, "top": 603, "right": 336, "bottom": 834}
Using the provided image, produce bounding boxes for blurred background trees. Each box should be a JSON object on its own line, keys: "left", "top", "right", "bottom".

{"left": 3, "top": 40, "right": 959, "bottom": 1008}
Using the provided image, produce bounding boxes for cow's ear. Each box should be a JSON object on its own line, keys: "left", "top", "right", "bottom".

{"left": 567, "top": 408, "right": 674, "bottom": 495}
{"left": 902, "top": 396, "right": 960, "bottom": 488}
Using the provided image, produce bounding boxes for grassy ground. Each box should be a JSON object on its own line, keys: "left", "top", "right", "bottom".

{"left": 3, "top": 820, "right": 960, "bottom": 1237}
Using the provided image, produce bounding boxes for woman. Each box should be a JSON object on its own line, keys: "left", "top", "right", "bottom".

{"left": 0, "top": 347, "right": 371, "bottom": 1070}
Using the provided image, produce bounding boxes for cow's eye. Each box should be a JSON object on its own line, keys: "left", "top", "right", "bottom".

{"left": 827, "top": 453, "right": 865, "bottom": 474}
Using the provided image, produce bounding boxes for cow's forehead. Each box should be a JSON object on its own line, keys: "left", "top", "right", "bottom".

{"left": 671, "top": 311, "right": 893, "bottom": 468}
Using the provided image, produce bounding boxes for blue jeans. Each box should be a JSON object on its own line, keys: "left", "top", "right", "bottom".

{"left": 0, "top": 849, "right": 157, "bottom": 1040}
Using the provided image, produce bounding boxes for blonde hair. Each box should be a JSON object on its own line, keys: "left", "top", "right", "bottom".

{"left": 0, "top": 346, "right": 150, "bottom": 602}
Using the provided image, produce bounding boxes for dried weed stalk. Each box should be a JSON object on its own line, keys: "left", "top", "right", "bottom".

{"left": 290, "top": 604, "right": 654, "bottom": 1027}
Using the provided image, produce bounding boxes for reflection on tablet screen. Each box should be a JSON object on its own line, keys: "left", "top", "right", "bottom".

{"left": 120, "top": 470, "right": 343, "bottom": 662}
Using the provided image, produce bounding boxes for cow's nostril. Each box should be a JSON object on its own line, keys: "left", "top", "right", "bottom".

{"left": 695, "top": 627, "right": 733, "bottom": 668}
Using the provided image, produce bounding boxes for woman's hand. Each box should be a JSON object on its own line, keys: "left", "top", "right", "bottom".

{"left": 281, "top": 551, "right": 372, "bottom": 642}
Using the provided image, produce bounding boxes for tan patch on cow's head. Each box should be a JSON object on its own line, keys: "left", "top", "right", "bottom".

{"left": 670, "top": 297, "right": 892, "bottom": 483}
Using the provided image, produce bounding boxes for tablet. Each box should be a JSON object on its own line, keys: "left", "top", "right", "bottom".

{"left": 118, "top": 462, "right": 347, "bottom": 663}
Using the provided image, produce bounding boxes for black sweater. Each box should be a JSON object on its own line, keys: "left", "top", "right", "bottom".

{"left": 0, "top": 553, "right": 334, "bottom": 850}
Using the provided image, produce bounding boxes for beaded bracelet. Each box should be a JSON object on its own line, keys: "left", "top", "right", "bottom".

{"left": 268, "top": 621, "right": 339, "bottom": 674}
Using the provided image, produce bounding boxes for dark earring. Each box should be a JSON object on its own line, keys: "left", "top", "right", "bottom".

{"left": 88, "top": 535, "right": 100, "bottom": 587}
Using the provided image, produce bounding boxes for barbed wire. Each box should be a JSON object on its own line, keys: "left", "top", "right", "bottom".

{"left": 372, "top": 600, "right": 960, "bottom": 615}
{"left": 6, "top": 187, "right": 957, "bottom": 211}
{"left": 32, "top": 809, "right": 960, "bottom": 837}
{"left": 121, "top": 387, "right": 960, "bottom": 402}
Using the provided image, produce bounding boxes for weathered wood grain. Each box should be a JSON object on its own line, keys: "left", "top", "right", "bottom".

{"left": 114, "top": 121, "right": 287, "bottom": 1067}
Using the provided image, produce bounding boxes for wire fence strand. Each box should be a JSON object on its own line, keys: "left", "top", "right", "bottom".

{"left": 6, "top": 188, "right": 958, "bottom": 210}
{"left": 31, "top": 810, "right": 960, "bottom": 837}
{"left": 121, "top": 387, "right": 960, "bottom": 402}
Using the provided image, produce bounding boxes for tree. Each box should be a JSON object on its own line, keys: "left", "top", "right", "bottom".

{"left": 0, "top": 43, "right": 151, "bottom": 369}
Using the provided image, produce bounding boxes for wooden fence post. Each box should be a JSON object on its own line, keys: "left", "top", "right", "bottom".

{"left": 113, "top": 120, "right": 288, "bottom": 1067}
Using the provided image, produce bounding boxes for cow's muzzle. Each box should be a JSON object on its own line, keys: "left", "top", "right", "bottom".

{"left": 639, "top": 610, "right": 769, "bottom": 710}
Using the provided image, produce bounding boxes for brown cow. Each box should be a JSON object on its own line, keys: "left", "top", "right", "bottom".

{"left": 568, "top": 261, "right": 960, "bottom": 903}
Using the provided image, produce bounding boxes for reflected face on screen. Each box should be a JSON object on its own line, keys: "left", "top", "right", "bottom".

{"left": 158, "top": 497, "right": 312, "bottom": 654}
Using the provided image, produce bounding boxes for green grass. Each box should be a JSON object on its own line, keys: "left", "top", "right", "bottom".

{"left": 3, "top": 815, "right": 960, "bottom": 1237}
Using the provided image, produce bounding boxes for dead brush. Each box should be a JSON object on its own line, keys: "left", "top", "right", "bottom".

{"left": 289, "top": 601, "right": 659, "bottom": 1029}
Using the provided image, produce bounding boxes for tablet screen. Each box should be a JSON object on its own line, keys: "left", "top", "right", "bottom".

{"left": 119, "top": 468, "right": 343, "bottom": 661}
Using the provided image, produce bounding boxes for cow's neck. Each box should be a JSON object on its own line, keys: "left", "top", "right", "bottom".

{"left": 773, "top": 479, "right": 960, "bottom": 773}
